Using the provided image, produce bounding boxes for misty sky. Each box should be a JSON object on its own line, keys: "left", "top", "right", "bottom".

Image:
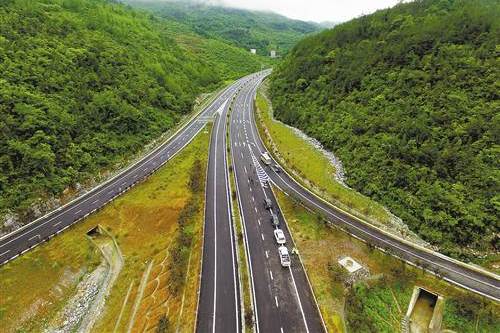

{"left": 201, "top": 0, "right": 402, "bottom": 22}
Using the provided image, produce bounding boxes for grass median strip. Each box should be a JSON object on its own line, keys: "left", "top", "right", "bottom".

{"left": 0, "top": 125, "right": 211, "bottom": 332}
{"left": 274, "top": 190, "right": 500, "bottom": 333}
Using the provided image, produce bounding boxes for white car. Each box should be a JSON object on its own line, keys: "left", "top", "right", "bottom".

{"left": 274, "top": 229, "right": 286, "bottom": 245}
{"left": 278, "top": 246, "right": 291, "bottom": 267}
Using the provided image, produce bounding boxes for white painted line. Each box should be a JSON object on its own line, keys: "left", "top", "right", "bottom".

{"left": 275, "top": 296, "right": 279, "bottom": 308}
{"left": 244, "top": 166, "right": 247, "bottom": 174}
{"left": 265, "top": 250, "right": 268, "bottom": 258}
{"left": 92, "top": 199, "right": 99, "bottom": 205}
{"left": 254, "top": 207, "right": 258, "bottom": 213}
{"left": 74, "top": 210, "right": 82, "bottom": 215}
{"left": 258, "top": 219, "right": 261, "bottom": 226}
{"left": 0, "top": 250, "right": 10, "bottom": 257}
{"left": 281, "top": 328, "right": 284, "bottom": 333}
{"left": 53, "top": 220, "right": 63, "bottom": 227}
{"left": 261, "top": 233, "right": 265, "bottom": 241}
{"left": 269, "top": 270, "right": 274, "bottom": 281}
{"left": 288, "top": 267, "right": 310, "bottom": 332}
{"left": 28, "top": 234, "right": 40, "bottom": 241}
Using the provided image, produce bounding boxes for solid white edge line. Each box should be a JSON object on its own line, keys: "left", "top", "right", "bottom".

{"left": 212, "top": 112, "right": 220, "bottom": 333}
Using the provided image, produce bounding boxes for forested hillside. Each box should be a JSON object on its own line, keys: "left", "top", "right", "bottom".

{"left": 125, "top": 0, "right": 320, "bottom": 56}
{"left": 0, "top": 0, "right": 264, "bottom": 222}
{"left": 270, "top": 0, "right": 499, "bottom": 258}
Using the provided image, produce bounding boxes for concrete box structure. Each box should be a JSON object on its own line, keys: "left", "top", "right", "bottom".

{"left": 403, "top": 287, "right": 444, "bottom": 333}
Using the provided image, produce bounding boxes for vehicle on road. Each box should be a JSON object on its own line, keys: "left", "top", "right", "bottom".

{"left": 271, "top": 164, "right": 281, "bottom": 172}
{"left": 274, "top": 229, "right": 286, "bottom": 245}
{"left": 270, "top": 212, "right": 280, "bottom": 227}
{"left": 260, "top": 151, "right": 272, "bottom": 165}
{"left": 278, "top": 246, "right": 291, "bottom": 267}
{"left": 264, "top": 198, "right": 273, "bottom": 210}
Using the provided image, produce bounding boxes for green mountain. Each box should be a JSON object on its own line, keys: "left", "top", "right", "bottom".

{"left": 124, "top": 0, "right": 321, "bottom": 56}
{"left": 269, "top": 0, "right": 500, "bottom": 257}
{"left": 0, "top": 0, "right": 265, "bottom": 220}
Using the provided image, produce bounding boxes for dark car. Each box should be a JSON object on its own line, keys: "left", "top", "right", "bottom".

{"left": 264, "top": 198, "right": 272, "bottom": 210}
{"left": 271, "top": 164, "right": 281, "bottom": 173}
{"left": 270, "top": 213, "right": 280, "bottom": 227}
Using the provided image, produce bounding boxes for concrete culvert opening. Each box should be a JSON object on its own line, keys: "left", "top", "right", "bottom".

{"left": 403, "top": 287, "right": 444, "bottom": 333}
{"left": 86, "top": 226, "right": 101, "bottom": 237}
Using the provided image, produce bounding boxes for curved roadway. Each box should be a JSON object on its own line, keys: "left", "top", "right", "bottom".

{"left": 0, "top": 75, "right": 252, "bottom": 266}
{"left": 239, "top": 71, "right": 500, "bottom": 303}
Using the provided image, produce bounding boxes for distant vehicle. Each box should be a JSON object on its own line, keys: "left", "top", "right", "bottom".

{"left": 270, "top": 212, "right": 280, "bottom": 227}
{"left": 274, "top": 229, "right": 286, "bottom": 245}
{"left": 260, "top": 152, "right": 272, "bottom": 165}
{"left": 278, "top": 246, "right": 291, "bottom": 267}
{"left": 264, "top": 198, "right": 273, "bottom": 210}
{"left": 271, "top": 164, "right": 281, "bottom": 172}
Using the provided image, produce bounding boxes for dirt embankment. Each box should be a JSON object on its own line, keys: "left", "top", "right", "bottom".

{"left": 45, "top": 228, "right": 123, "bottom": 333}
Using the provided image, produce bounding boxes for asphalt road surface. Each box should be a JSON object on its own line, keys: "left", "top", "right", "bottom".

{"left": 239, "top": 72, "right": 500, "bottom": 303}
{"left": 2, "top": 69, "right": 498, "bottom": 333}
{"left": 0, "top": 75, "right": 253, "bottom": 266}
{"left": 196, "top": 92, "right": 240, "bottom": 332}
{"left": 229, "top": 73, "right": 326, "bottom": 333}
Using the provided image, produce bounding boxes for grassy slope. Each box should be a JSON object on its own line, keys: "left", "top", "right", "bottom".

{"left": 0, "top": 125, "right": 211, "bottom": 332}
{"left": 255, "top": 82, "right": 391, "bottom": 225}
{"left": 275, "top": 190, "right": 500, "bottom": 333}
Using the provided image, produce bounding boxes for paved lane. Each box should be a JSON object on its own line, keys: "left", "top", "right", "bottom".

{"left": 230, "top": 73, "right": 326, "bottom": 333}
{"left": 242, "top": 72, "right": 500, "bottom": 303}
{"left": 0, "top": 75, "right": 252, "bottom": 266}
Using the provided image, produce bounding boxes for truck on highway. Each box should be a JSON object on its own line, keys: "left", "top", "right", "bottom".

{"left": 278, "top": 246, "right": 291, "bottom": 267}
{"left": 260, "top": 152, "right": 272, "bottom": 165}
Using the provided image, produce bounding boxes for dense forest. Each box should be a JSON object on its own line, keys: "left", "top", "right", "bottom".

{"left": 0, "top": 0, "right": 265, "bottom": 223}
{"left": 124, "top": 0, "right": 320, "bottom": 56}
{"left": 270, "top": 0, "right": 499, "bottom": 257}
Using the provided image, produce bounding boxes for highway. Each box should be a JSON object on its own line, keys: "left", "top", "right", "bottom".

{"left": 239, "top": 73, "right": 500, "bottom": 303}
{"left": 0, "top": 75, "right": 252, "bottom": 266}
{"left": 229, "top": 73, "right": 326, "bottom": 332}
{"left": 196, "top": 95, "right": 240, "bottom": 331}
{"left": 1, "top": 69, "right": 498, "bottom": 333}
